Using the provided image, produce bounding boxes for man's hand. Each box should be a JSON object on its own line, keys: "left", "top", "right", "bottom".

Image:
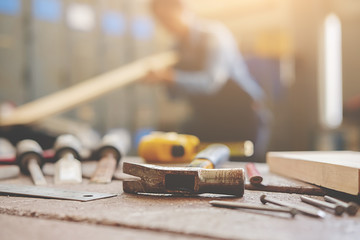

{"left": 143, "top": 68, "right": 174, "bottom": 84}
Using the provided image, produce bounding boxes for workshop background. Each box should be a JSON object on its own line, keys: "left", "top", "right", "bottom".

{"left": 1, "top": 0, "right": 360, "bottom": 153}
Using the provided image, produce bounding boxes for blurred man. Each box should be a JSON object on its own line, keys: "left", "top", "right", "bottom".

{"left": 147, "top": 0, "right": 270, "bottom": 161}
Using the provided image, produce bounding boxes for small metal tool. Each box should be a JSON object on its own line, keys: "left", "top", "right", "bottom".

{"left": 324, "top": 195, "right": 359, "bottom": 216}
{"left": 245, "top": 163, "right": 263, "bottom": 185}
{"left": 123, "top": 144, "right": 244, "bottom": 196}
{"left": 244, "top": 183, "right": 326, "bottom": 196}
{"left": 91, "top": 130, "right": 130, "bottom": 184}
{"left": 16, "top": 140, "right": 47, "bottom": 185}
{"left": 260, "top": 194, "right": 326, "bottom": 218}
{"left": 300, "top": 196, "right": 345, "bottom": 216}
{"left": 209, "top": 200, "right": 297, "bottom": 217}
{"left": 54, "top": 134, "right": 82, "bottom": 184}
{"left": 0, "top": 183, "right": 116, "bottom": 201}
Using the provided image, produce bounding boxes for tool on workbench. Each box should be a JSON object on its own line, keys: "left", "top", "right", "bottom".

{"left": 324, "top": 195, "right": 359, "bottom": 216}
{"left": 124, "top": 144, "right": 245, "bottom": 196}
{"left": 1, "top": 137, "right": 56, "bottom": 165}
{"left": 300, "top": 196, "right": 345, "bottom": 216}
{"left": 0, "top": 138, "right": 20, "bottom": 180}
{"left": 16, "top": 140, "right": 47, "bottom": 185}
{"left": 186, "top": 144, "right": 229, "bottom": 168}
{"left": 245, "top": 163, "right": 263, "bottom": 185}
{"left": 138, "top": 131, "right": 200, "bottom": 163}
{"left": 209, "top": 200, "right": 297, "bottom": 217}
{"left": 199, "top": 140, "right": 254, "bottom": 159}
{"left": 54, "top": 134, "right": 82, "bottom": 184}
{"left": 245, "top": 183, "right": 326, "bottom": 196}
{"left": 91, "top": 130, "right": 130, "bottom": 183}
{"left": 0, "top": 183, "right": 116, "bottom": 201}
{"left": 260, "top": 194, "right": 326, "bottom": 218}
{"left": 243, "top": 162, "right": 325, "bottom": 196}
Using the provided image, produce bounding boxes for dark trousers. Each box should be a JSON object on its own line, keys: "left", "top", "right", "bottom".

{"left": 181, "top": 80, "right": 270, "bottom": 162}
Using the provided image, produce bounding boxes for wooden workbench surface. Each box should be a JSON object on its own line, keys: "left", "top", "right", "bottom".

{"left": 1, "top": 158, "right": 359, "bottom": 240}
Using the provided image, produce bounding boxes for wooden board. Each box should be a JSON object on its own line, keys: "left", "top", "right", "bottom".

{"left": 267, "top": 151, "right": 360, "bottom": 196}
{"left": 0, "top": 51, "right": 178, "bottom": 127}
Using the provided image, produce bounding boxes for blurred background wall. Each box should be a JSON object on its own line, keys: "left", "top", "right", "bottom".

{"left": 1, "top": 0, "right": 360, "bottom": 152}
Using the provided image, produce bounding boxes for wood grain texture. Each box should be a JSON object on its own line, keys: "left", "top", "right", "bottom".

{"left": 0, "top": 214, "right": 207, "bottom": 240}
{"left": 0, "top": 51, "right": 178, "bottom": 127}
{"left": 267, "top": 151, "right": 360, "bottom": 196}
{"left": 1, "top": 159, "right": 360, "bottom": 240}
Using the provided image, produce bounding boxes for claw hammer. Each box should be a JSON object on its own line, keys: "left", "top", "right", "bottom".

{"left": 123, "top": 144, "right": 245, "bottom": 196}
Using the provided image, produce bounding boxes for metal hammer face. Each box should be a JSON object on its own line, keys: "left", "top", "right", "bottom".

{"left": 122, "top": 162, "right": 245, "bottom": 196}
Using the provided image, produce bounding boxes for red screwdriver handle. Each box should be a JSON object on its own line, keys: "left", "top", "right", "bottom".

{"left": 246, "top": 163, "right": 263, "bottom": 185}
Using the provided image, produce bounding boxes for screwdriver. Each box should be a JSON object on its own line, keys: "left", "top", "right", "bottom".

{"left": 0, "top": 138, "right": 20, "bottom": 180}
{"left": 187, "top": 144, "right": 230, "bottom": 169}
{"left": 54, "top": 134, "right": 82, "bottom": 184}
{"left": 91, "top": 131, "right": 130, "bottom": 184}
{"left": 246, "top": 163, "right": 263, "bottom": 185}
{"left": 16, "top": 140, "right": 47, "bottom": 185}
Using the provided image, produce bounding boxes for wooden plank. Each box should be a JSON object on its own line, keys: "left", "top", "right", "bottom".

{"left": 267, "top": 151, "right": 360, "bottom": 195}
{"left": 0, "top": 51, "right": 178, "bottom": 127}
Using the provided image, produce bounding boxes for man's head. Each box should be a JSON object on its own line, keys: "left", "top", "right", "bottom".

{"left": 151, "top": 0, "right": 192, "bottom": 38}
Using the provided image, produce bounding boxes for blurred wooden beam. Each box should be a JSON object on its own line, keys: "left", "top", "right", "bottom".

{"left": 0, "top": 51, "right": 178, "bottom": 127}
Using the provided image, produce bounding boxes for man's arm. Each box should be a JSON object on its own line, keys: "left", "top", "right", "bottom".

{"left": 174, "top": 35, "right": 229, "bottom": 94}
{"left": 230, "top": 52, "right": 265, "bottom": 102}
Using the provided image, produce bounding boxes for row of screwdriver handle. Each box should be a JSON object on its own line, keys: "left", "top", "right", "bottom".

{"left": 16, "top": 132, "right": 130, "bottom": 177}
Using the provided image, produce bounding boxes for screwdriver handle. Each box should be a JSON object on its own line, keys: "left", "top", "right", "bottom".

{"left": 54, "top": 134, "right": 81, "bottom": 161}
{"left": 189, "top": 144, "right": 230, "bottom": 169}
{"left": 0, "top": 138, "right": 15, "bottom": 158}
{"left": 246, "top": 163, "right": 263, "bottom": 185}
{"left": 16, "top": 139, "right": 44, "bottom": 174}
{"left": 97, "top": 130, "right": 131, "bottom": 164}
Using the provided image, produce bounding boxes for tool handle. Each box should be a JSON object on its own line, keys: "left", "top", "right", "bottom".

{"left": 190, "top": 144, "right": 230, "bottom": 169}
{"left": 97, "top": 130, "right": 131, "bottom": 163}
{"left": 54, "top": 134, "right": 81, "bottom": 161}
{"left": 16, "top": 139, "right": 44, "bottom": 174}
{"left": 198, "top": 168, "right": 245, "bottom": 196}
{"left": 245, "top": 163, "right": 263, "bottom": 185}
{"left": 0, "top": 138, "right": 15, "bottom": 158}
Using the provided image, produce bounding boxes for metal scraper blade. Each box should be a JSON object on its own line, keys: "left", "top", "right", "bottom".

{"left": 0, "top": 184, "right": 116, "bottom": 201}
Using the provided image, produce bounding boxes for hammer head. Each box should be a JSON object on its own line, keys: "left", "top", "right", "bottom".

{"left": 122, "top": 162, "right": 245, "bottom": 196}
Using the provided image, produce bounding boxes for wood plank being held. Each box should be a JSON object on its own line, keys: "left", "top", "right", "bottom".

{"left": 0, "top": 51, "right": 178, "bottom": 127}
{"left": 267, "top": 151, "right": 360, "bottom": 196}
